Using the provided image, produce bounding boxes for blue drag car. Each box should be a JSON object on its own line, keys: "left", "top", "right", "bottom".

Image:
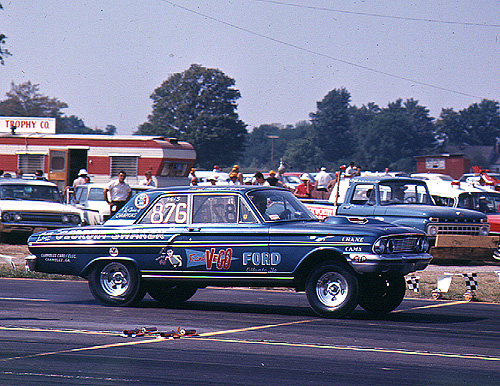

{"left": 27, "top": 186, "right": 432, "bottom": 318}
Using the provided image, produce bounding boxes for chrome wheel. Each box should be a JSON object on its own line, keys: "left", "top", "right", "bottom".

{"left": 100, "top": 262, "right": 131, "bottom": 297}
{"left": 88, "top": 261, "right": 146, "bottom": 306}
{"left": 315, "top": 272, "right": 349, "bottom": 308}
{"left": 306, "top": 262, "right": 358, "bottom": 318}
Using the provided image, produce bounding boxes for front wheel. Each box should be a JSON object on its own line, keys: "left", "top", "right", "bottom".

{"left": 146, "top": 283, "right": 198, "bottom": 306}
{"left": 88, "top": 261, "right": 146, "bottom": 306}
{"left": 305, "top": 262, "right": 359, "bottom": 318}
{"left": 358, "top": 274, "right": 406, "bottom": 315}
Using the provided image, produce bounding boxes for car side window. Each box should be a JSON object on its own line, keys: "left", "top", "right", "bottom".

{"left": 139, "top": 195, "right": 188, "bottom": 224}
{"left": 239, "top": 199, "right": 258, "bottom": 223}
{"left": 192, "top": 195, "right": 238, "bottom": 224}
{"left": 350, "top": 184, "right": 375, "bottom": 205}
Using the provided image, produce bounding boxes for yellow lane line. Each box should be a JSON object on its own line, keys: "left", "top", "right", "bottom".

{"left": 0, "top": 297, "right": 50, "bottom": 302}
{"left": 394, "top": 300, "right": 465, "bottom": 313}
{"left": 0, "top": 326, "right": 115, "bottom": 336}
{"left": 1, "top": 338, "right": 169, "bottom": 362}
{"left": 190, "top": 337, "right": 500, "bottom": 362}
{"left": 197, "top": 319, "right": 317, "bottom": 337}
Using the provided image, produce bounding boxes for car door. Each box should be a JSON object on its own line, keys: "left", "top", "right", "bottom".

{"left": 181, "top": 193, "right": 270, "bottom": 278}
{"left": 338, "top": 183, "right": 377, "bottom": 217}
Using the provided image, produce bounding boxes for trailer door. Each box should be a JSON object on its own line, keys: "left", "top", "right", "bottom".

{"left": 48, "top": 149, "right": 68, "bottom": 190}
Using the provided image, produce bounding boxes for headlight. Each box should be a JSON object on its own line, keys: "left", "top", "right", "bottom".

{"left": 72, "top": 215, "right": 81, "bottom": 225}
{"left": 13, "top": 213, "right": 22, "bottom": 222}
{"left": 416, "top": 237, "right": 430, "bottom": 252}
{"left": 2, "top": 212, "right": 12, "bottom": 222}
{"left": 479, "top": 226, "right": 489, "bottom": 236}
{"left": 373, "top": 238, "right": 386, "bottom": 254}
{"left": 427, "top": 225, "right": 438, "bottom": 236}
{"left": 62, "top": 214, "right": 70, "bottom": 223}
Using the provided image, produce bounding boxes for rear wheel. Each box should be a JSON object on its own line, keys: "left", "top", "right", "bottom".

{"left": 305, "top": 262, "right": 359, "bottom": 318}
{"left": 146, "top": 283, "right": 198, "bottom": 306}
{"left": 358, "top": 274, "right": 406, "bottom": 315}
{"left": 88, "top": 261, "right": 146, "bottom": 306}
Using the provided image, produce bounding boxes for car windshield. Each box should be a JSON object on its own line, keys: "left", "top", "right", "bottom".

{"left": 0, "top": 184, "right": 62, "bottom": 203}
{"left": 458, "top": 192, "right": 500, "bottom": 214}
{"left": 379, "top": 182, "right": 432, "bottom": 205}
{"left": 247, "top": 189, "right": 317, "bottom": 222}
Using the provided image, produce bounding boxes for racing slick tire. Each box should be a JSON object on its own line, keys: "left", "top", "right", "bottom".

{"left": 358, "top": 274, "right": 406, "bottom": 315}
{"left": 305, "top": 262, "right": 359, "bottom": 318}
{"left": 88, "top": 261, "right": 146, "bottom": 306}
{"left": 146, "top": 283, "right": 198, "bottom": 306}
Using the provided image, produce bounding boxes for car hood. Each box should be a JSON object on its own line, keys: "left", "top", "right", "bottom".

{"left": 0, "top": 200, "right": 81, "bottom": 214}
{"left": 376, "top": 204, "right": 486, "bottom": 220}
{"left": 271, "top": 217, "right": 424, "bottom": 237}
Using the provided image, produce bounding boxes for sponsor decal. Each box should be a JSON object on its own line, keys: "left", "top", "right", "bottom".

{"left": 41, "top": 253, "right": 77, "bottom": 263}
{"left": 350, "top": 255, "right": 367, "bottom": 263}
{"left": 243, "top": 252, "right": 281, "bottom": 266}
{"left": 341, "top": 236, "right": 365, "bottom": 243}
{"left": 156, "top": 248, "right": 182, "bottom": 268}
{"left": 109, "top": 247, "right": 119, "bottom": 257}
{"left": 186, "top": 248, "right": 233, "bottom": 270}
{"left": 134, "top": 193, "right": 150, "bottom": 209}
{"left": 345, "top": 246, "right": 362, "bottom": 252}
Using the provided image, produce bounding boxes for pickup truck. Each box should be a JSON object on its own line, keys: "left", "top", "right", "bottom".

{"left": 304, "top": 176, "right": 499, "bottom": 263}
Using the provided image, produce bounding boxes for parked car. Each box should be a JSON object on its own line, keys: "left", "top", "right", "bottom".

{"left": 0, "top": 178, "right": 82, "bottom": 238}
{"left": 69, "top": 183, "right": 153, "bottom": 225}
{"left": 27, "top": 186, "right": 432, "bottom": 318}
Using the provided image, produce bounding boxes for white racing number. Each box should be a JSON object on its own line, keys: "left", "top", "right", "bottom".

{"left": 144, "top": 196, "right": 188, "bottom": 224}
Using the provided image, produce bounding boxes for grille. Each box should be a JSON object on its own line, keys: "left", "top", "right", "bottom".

{"left": 436, "top": 224, "right": 483, "bottom": 236}
{"left": 17, "top": 212, "right": 64, "bottom": 224}
{"left": 391, "top": 237, "right": 418, "bottom": 252}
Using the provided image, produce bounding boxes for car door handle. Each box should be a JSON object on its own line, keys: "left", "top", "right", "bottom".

{"left": 187, "top": 227, "right": 201, "bottom": 232}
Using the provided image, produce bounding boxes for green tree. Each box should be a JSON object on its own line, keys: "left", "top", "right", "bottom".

{"left": 310, "top": 87, "right": 353, "bottom": 163}
{"left": 459, "top": 100, "right": 500, "bottom": 146}
{"left": 136, "top": 64, "right": 247, "bottom": 168}
{"left": 354, "top": 99, "right": 435, "bottom": 171}
{"left": 0, "top": 3, "right": 11, "bottom": 65}
{"left": 0, "top": 81, "right": 68, "bottom": 118}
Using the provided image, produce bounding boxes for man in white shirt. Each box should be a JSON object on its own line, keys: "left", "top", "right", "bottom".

{"left": 103, "top": 171, "right": 132, "bottom": 217}
{"left": 315, "top": 167, "right": 332, "bottom": 199}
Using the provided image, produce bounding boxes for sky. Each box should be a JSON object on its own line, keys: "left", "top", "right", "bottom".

{"left": 1, "top": 0, "right": 499, "bottom": 135}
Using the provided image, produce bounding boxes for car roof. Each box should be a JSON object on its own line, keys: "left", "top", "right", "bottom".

{"left": 349, "top": 176, "right": 426, "bottom": 184}
{"left": 145, "top": 185, "right": 288, "bottom": 194}
{"left": 0, "top": 178, "right": 57, "bottom": 187}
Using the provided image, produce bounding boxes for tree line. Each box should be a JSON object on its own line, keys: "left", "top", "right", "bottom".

{"left": 1, "top": 64, "right": 499, "bottom": 173}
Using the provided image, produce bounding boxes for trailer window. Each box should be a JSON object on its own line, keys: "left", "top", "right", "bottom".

{"left": 110, "top": 156, "right": 138, "bottom": 177}
{"left": 18, "top": 154, "right": 45, "bottom": 174}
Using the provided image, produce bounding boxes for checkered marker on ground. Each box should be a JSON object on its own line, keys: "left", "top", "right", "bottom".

{"left": 406, "top": 276, "right": 420, "bottom": 292}
{"left": 462, "top": 273, "right": 478, "bottom": 291}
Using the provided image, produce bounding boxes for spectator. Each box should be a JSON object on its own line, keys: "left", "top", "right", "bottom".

{"left": 15, "top": 169, "right": 23, "bottom": 179}
{"left": 266, "top": 170, "right": 284, "bottom": 187}
{"left": 73, "top": 169, "right": 88, "bottom": 188}
{"left": 103, "top": 171, "right": 132, "bottom": 217}
{"left": 294, "top": 174, "right": 314, "bottom": 198}
{"left": 253, "top": 171, "right": 268, "bottom": 186}
{"left": 189, "top": 168, "right": 198, "bottom": 186}
{"left": 229, "top": 172, "right": 241, "bottom": 185}
{"left": 345, "top": 162, "right": 356, "bottom": 177}
{"left": 140, "top": 171, "right": 156, "bottom": 187}
{"left": 315, "top": 167, "right": 332, "bottom": 199}
{"left": 230, "top": 165, "right": 244, "bottom": 184}
{"left": 35, "top": 170, "right": 47, "bottom": 180}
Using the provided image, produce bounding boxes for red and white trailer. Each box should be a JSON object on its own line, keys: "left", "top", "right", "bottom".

{"left": 0, "top": 133, "right": 196, "bottom": 190}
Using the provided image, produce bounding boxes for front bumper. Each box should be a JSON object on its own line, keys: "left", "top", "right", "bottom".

{"left": 348, "top": 252, "right": 433, "bottom": 275}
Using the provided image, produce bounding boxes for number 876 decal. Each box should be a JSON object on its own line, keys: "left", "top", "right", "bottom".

{"left": 146, "top": 197, "right": 188, "bottom": 224}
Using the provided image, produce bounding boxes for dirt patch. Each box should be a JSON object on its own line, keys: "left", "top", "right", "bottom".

{"left": 0, "top": 243, "right": 31, "bottom": 269}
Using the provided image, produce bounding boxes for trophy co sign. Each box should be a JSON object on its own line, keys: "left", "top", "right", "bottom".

{"left": 0, "top": 117, "right": 56, "bottom": 134}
